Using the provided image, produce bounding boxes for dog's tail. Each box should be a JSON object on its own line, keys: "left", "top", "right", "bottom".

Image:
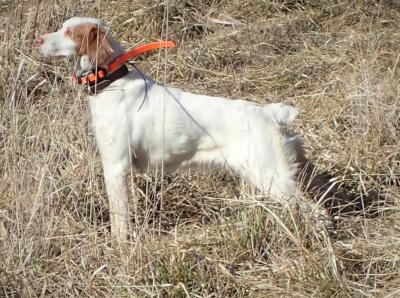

{"left": 287, "top": 135, "right": 379, "bottom": 217}
{"left": 264, "top": 103, "right": 381, "bottom": 216}
{"left": 262, "top": 103, "right": 299, "bottom": 126}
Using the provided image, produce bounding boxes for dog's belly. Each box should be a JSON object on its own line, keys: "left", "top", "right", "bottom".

{"left": 130, "top": 134, "right": 200, "bottom": 172}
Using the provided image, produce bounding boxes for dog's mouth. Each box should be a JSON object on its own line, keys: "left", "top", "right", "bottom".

{"left": 42, "top": 52, "right": 74, "bottom": 60}
{"left": 37, "top": 45, "right": 75, "bottom": 59}
{"left": 38, "top": 53, "right": 67, "bottom": 60}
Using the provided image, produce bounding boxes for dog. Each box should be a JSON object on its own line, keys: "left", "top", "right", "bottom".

{"left": 36, "top": 17, "right": 366, "bottom": 242}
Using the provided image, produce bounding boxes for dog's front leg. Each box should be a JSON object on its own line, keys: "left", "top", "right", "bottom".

{"left": 101, "top": 156, "right": 130, "bottom": 243}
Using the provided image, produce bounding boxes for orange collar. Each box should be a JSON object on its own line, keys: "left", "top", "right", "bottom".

{"left": 73, "top": 40, "right": 176, "bottom": 88}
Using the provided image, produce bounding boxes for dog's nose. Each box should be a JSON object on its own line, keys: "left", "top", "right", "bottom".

{"left": 35, "top": 36, "right": 44, "bottom": 46}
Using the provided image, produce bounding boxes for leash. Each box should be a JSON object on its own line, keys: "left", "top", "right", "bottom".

{"left": 127, "top": 62, "right": 148, "bottom": 112}
{"left": 73, "top": 40, "right": 176, "bottom": 93}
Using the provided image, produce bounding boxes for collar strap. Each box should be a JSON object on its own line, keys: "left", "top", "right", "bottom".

{"left": 73, "top": 40, "right": 176, "bottom": 93}
{"left": 108, "top": 40, "right": 176, "bottom": 73}
{"left": 74, "top": 64, "right": 129, "bottom": 94}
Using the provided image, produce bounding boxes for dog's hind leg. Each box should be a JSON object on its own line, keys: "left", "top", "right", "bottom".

{"left": 226, "top": 126, "right": 297, "bottom": 200}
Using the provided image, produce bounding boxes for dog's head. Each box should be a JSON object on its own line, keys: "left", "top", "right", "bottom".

{"left": 36, "top": 17, "right": 116, "bottom": 66}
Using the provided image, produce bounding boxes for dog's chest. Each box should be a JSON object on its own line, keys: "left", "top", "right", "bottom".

{"left": 88, "top": 92, "right": 208, "bottom": 172}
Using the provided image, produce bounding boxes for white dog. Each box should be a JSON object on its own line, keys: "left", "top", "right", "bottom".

{"left": 36, "top": 17, "right": 361, "bottom": 242}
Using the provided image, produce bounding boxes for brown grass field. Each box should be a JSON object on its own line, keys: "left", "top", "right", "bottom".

{"left": 1, "top": 0, "right": 399, "bottom": 297}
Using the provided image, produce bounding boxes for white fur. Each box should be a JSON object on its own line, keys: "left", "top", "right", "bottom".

{"left": 37, "top": 17, "right": 301, "bottom": 242}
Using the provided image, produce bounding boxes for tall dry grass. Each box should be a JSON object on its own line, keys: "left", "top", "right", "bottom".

{"left": 1, "top": 0, "right": 399, "bottom": 297}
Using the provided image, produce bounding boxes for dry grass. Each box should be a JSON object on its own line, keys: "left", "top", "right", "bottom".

{"left": 1, "top": 0, "right": 399, "bottom": 297}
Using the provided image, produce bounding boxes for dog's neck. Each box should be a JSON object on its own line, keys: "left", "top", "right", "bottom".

{"left": 78, "top": 35, "right": 125, "bottom": 73}
{"left": 74, "top": 36, "right": 129, "bottom": 94}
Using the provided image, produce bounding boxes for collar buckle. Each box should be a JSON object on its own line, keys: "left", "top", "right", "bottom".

{"left": 73, "top": 67, "right": 108, "bottom": 86}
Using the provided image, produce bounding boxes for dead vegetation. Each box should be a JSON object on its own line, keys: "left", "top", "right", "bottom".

{"left": 0, "top": 0, "right": 399, "bottom": 297}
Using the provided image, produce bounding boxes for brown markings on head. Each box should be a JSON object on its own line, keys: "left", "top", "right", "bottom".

{"left": 65, "top": 23, "right": 114, "bottom": 65}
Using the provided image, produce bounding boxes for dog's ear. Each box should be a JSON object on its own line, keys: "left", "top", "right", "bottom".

{"left": 90, "top": 25, "right": 114, "bottom": 65}
{"left": 77, "top": 23, "right": 114, "bottom": 65}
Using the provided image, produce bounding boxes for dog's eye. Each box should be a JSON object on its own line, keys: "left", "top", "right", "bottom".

{"left": 65, "top": 29, "right": 71, "bottom": 35}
